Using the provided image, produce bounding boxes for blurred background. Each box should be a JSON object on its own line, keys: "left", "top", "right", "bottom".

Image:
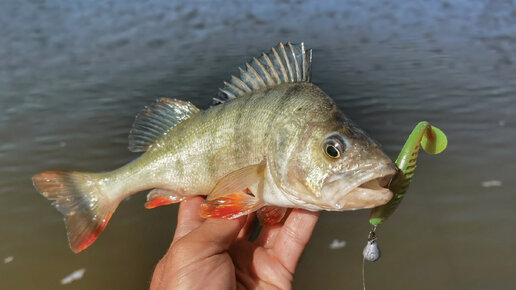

{"left": 1, "top": 0, "right": 515, "bottom": 289}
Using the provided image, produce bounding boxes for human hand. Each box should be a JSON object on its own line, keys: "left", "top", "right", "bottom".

{"left": 150, "top": 196, "right": 320, "bottom": 290}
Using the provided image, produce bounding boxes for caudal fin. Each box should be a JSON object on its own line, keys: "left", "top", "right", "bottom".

{"left": 33, "top": 171, "right": 117, "bottom": 253}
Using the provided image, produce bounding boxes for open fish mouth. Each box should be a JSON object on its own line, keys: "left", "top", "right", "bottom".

{"left": 356, "top": 174, "right": 393, "bottom": 192}
{"left": 322, "top": 164, "right": 397, "bottom": 210}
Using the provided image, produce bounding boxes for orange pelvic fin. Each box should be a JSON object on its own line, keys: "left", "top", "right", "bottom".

{"left": 144, "top": 188, "right": 186, "bottom": 209}
{"left": 200, "top": 190, "right": 263, "bottom": 219}
{"left": 257, "top": 206, "right": 287, "bottom": 225}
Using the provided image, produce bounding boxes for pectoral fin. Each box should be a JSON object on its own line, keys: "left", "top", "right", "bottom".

{"left": 257, "top": 206, "right": 287, "bottom": 225}
{"left": 207, "top": 161, "right": 266, "bottom": 201}
{"left": 201, "top": 162, "right": 266, "bottom": 219}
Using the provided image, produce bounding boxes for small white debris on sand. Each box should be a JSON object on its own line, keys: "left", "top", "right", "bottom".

{"left": 329, "top": 239, "right": 347, "bottom": 249}
{"left": 60, "top": 268, "right": 86, "bottom": 285}
{"left": 498, "top": 120, "right": 506, "bottom": 127}
{"left": 482, "top": 180, "right": 502, "bottom": 188}
{"left": 4, "top": 256, "right": 13, "bottom": 264}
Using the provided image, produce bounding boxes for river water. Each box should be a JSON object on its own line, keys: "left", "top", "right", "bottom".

{"left": 1, "top": 0, "right": 515, "bottom": 289}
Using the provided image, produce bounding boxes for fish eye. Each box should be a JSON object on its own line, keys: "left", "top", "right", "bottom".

{"left": 325, "top": 144, "right": 340, "bottom": 158}
{"left": 323, "top": 134, "right": 346, "bottom": 159}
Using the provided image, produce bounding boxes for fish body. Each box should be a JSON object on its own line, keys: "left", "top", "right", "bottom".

{"left": 33, "top": 43, "right": 396, "bottom": 253}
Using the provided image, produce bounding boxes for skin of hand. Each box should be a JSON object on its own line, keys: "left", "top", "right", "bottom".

{"left": 150, "top": 196, "right": 320, "bottom": 290}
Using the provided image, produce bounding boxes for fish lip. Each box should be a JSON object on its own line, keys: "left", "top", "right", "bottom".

{"left": 322, "top": 163, "right": 397, "bottom": 209}
{"left": 325, "top": 163, "right": 397, "bottom": 186}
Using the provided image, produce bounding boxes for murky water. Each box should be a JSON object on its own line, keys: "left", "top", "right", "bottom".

{"left": 1, "top": 0, "right": 515, "bottom": 289}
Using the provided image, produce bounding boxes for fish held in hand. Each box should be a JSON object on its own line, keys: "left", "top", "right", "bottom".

{"left": 33, "top": 42, "right": 396, "bottom": 253}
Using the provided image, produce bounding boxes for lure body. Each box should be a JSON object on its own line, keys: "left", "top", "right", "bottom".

{"left": 363, "top": 122, "right": 447, "bottom": 266}
{"left": 369, "top": 121, "right": 448, "bottom": 226}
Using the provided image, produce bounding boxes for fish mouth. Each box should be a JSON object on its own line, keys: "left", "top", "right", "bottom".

{"left": 321, "top": 163, "right": 397, "bottom": 210}
{"left": 356, "top": 174, "right": 393, "bottom": 191}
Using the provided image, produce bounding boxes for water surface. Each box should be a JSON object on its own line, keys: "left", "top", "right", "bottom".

{"left": 1, "top": 0, "right": 515, "bottom": 289}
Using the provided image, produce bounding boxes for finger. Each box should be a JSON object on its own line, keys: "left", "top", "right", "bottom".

{"left": 182, "top": 215, "right": 248, "bottom": 253}
{"left": 237, "top": 213, "right": 257, "bottom": 240}
{"left": 271, "top": 209, "right": 320, "bottom": 273}
{"left": 172, "top": 196, "right": 205, "bottom": 242}
{"left": 254, "top": 224, "right": 282, "bottom": 248}
{"left": 255, "top": 209, "right": 292, "bottom": 248}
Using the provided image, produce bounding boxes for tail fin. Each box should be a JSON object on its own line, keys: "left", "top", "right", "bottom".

{"left": 33, "top": 171, "right": 118, "bottom": 253}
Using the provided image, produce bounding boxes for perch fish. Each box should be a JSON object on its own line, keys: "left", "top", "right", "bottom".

{"left": 33, "top": 42, "right": 397, "bottom": 253}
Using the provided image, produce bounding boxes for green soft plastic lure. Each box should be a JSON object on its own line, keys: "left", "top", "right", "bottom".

{"left": 370, "top": 121, "right": 447, "bottom": 226}
{"left": 363, "top": 122, "right": 447, "bottom": 263}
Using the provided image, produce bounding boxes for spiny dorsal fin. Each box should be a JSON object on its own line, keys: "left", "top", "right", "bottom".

{"left": 213, "top": 42, "right": 312, "bottom": 105}
{"left": 128, "top": 98, "right": 200, "bottom": 152}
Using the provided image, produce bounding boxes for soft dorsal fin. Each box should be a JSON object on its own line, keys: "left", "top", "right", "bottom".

{"left": 128, "top": 98, "right": 200, "bottom": 152}
{"left": 213, "top": 42, "right": 312, "bottom": 105}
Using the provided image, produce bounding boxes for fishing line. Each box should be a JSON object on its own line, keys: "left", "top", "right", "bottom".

{"left": 362, "top": 256, "right": 366, "bottom": 290}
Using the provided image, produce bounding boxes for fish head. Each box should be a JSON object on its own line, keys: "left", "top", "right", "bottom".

{"left": 316, "top": 130, "right": 397, "bottom": 210}
{"left": 270, "top": 89, "right": 397, "bottom": 211}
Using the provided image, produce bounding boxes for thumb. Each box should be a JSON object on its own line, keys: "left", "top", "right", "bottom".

{"left": 151, "top": 216, "right": 248, "bottom": 290}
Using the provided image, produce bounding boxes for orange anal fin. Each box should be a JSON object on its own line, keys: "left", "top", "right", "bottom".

{"left": 144, "top": 189, "right": 186, "bottom": 209}
{"left": 200, "top": 191, "right": 262, "bottom": 219}
{"left": 257, "top": 206, "right": 287, "bottom": 225}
